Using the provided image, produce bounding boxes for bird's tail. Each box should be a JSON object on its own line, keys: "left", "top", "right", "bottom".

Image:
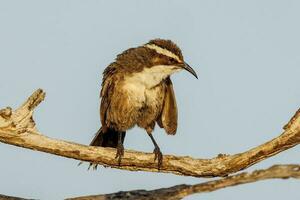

{"left": 90, "top": 127, "right": 126, "bottom": 148}
{"left": 78, "top": 127, "right": 126, "bottom": 169}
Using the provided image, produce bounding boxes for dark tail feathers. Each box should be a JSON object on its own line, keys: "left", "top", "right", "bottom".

{"left": 90, "top": 127, "right": 126, "bottom": 148}
{"left": 78, "top": 127, "right": 126, "bottom": 169}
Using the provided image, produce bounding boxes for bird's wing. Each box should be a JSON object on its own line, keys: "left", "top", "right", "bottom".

{"left": 157, "top": 77, "right": 178, "bottom": 135}
{"left": 100, "top": 64, "right": 117, "bottom": 128}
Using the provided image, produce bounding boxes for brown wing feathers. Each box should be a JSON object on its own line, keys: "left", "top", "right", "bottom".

{"left": 158, "top": 77, "right": 178, "bottom": 135}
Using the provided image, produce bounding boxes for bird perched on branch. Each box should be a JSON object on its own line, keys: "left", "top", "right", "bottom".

{"left": 89, "top": 39, "right": 198, "bottom": 169}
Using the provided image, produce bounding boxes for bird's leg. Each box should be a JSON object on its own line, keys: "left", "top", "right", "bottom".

{"left": 147, "top": 133, "right": 163, "bottom": 169}
{"left": 115, "top": 131, "right": 124, "bottom": 165}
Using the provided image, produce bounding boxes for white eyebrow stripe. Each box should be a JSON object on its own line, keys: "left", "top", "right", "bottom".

{"left": 144, "top": 44, "right": 181, "bottom": 62}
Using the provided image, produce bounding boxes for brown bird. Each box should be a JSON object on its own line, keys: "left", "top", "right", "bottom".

{"left": 88, "top": 39, "right": 197, "bottom": 169}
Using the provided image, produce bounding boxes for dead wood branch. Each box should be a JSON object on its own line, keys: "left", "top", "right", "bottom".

{"left": 0, "top": 194, "right": 34, "bottom": 200}
{"left": 0, "top": 89, "right": 300, "bottom": 178}
{"left": 66, "top": 164, "right": 300, "bottom": 200}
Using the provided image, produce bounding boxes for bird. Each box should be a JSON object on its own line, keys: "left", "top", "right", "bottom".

{"left": 88, "top": 39, "right": 198, "bottom": 169}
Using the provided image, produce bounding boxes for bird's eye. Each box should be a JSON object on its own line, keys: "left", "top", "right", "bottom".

{"left": 169, "top": 58, "right": 176, "bottom": 62}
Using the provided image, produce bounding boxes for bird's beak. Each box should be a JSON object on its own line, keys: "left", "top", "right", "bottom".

{"left": 181, "top": 62, "right": 198, "bottom": 79}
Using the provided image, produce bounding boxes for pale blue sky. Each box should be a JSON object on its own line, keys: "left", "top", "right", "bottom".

{"left": 0, "top": 0, "right": 300, "bottom": 199}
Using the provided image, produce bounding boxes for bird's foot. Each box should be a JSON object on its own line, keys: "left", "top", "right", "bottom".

{"left": 77, "top": 161, "right": 98, "bottom": 170}
{"left": 153, "top": 146, "right": 163, "bottom": 169}
{"left": 115, "top": 143, "right": 124, "bottom": 165}
{"left": 88, "top": 163, "right": 98, "bottom": 170}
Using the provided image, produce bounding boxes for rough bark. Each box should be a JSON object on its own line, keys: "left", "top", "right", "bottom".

{"left": 66, "top": 164, "right": 300, "bottom": 200}
{"left": 0, "top": 89, "right": 300, "bottom": 178}
{"left": 1, "top": 164, "right": 300, "bottom": 200}
{"left": 0, "top": 194, "right": 34, "bottom": 200}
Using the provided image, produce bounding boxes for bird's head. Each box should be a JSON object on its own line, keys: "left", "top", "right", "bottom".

{"left": 144, "top": 39, "right": 198, "bottom": 79}
{"left": 115, "top": 39, "right": 198, "bottom": 88}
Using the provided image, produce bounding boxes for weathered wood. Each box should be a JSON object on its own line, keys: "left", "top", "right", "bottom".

{"left": 0, "top": 89, "right": 300, "bottom": 178}
{"left": 66, "top": 164, "right": 300, "bottom": 200}
{"left": 0, "top": 194, "right": 34, "bottom": 200}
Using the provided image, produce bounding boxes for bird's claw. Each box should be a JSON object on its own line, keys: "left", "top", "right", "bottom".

{"left": 88, "top": 163, "right": 98, "bottom": 170}
{"left": 78, "top": 161, "right": 98, "bottom": 170}
{"left": 153, "top": 147, "right": 163, "bottom": 169}
{"left": 115, "top": 143, "right": 124, "bottom": 165}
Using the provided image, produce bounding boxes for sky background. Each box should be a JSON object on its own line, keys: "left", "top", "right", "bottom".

{"left": 0, "top": 0, "right": 300, "bottom": 199}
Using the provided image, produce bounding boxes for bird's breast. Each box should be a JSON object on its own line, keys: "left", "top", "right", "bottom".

{"left": 122, "top": 80, "right": 165, "bottom": 129}
{"left": 106, "top": 77, "right": 165, "bottom": 131}
{"left": 122, "top": 80, "right": 164, "bottom": 108}
{"left": 122, "top": 82, "right": 146, "bottom": 106}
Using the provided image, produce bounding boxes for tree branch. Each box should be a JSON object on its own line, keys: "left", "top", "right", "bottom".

{"left": 0, "top": 89, "right": 300, "bottom": 178}
{"left": 0, "top": 194, "right": 34, "bottom": 200}
{"left": 66, "top": 164, "right": 300, "bottom": 200}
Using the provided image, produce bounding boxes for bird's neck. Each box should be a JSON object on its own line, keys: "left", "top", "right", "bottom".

{"left": 125, "top": 65, "right": 180, "bottom": 89}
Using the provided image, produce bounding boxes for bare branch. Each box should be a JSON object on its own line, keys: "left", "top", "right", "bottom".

{"left": 66, "top": 164, "right": 300, "bottom": 200}
{"left": 0, "top": 194, "right": 34, "bottom": 200}
{"left": 1, "top": 89, "right": 300, "bottom": 178}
